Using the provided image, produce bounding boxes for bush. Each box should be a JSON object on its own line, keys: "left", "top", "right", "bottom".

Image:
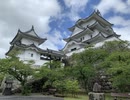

{"left": 65, "top": 80, "right": 79, "bottom": 96}
{"left": 21, "top": 85, "right": 31, "bottom": 96}
{"left": 53, "top": 79, "right": 79, "bottom": 97}
{"left": 53, "top": 80, "right": 66, "bottom": 95}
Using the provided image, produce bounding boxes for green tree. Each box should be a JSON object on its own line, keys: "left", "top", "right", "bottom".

{"left": 102, "top": 40, "right": 129, "bottom": 53}
{"left": 69, "top": 47, "right": 107, "bottom": 93}
{"left": 53, "top": 80, "right": 66, "bottom": 95}
{"left": 102, "top": 51, "right": 130, "bottom": 92}
{"left": 34, "top": 61, "right": 65, "bottom": 88}
{"left": 0, "top": 56, "right": 34, "bottom": 95}
{"left": 53, "top": 79, "right": 79, "bottom": 96}
{"left": 69, "top": 41, "right": 130, "bottom": 93}
{"left": 35, "top": 60, "right": 80, "bottom": 96}
{"left": 101, "top": 40, "right": 130, "bottom": 92}
{"left": 65, "top": 79, "right": 79, "bottom": 97}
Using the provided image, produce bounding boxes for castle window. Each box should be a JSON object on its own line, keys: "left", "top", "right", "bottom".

{"left": 31, "top": 53, "right": 33, "bottom": 57}
{"left": 40, "top": 54, "right": 48, "bottom": 60}
{"left": 80, "top": 38, "right": 82, "bottom": 41}
{"left": 80, "top": 37, "right": 84, "bottom": 41}
{"left": 91, "top": 35, "right": 93, "bottom": 38}
{"left": 71, "top": 48, "right": 76, "bottom": 51}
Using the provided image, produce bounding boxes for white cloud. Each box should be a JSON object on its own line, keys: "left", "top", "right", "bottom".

{"left": 127, "top": 0, "right": 130, "bottom": 5}
{"left": 0, "top": 48, "right": 6, "bottom": 58}
{"left": 95, "top": 0, "right": 130, "bottom": 15}
{"left": 64, "top": 0, "right": 88, "bottom": 11}
{"left": 64, "top": 0, "right": 89, "bottom": 21}
{"left": 108, "top": 16, "right": 130, "bottom": 27}
{"left": 108, "top": 15, "right": 130, "bottom": 41}
{"left": 0, "top": 0, "right": 61, "bottom": 58}
{"left": 114, "top": 26, "right": 130, "bottom": 41}
{"left": 40, "top": 29, "right": 66, "bottom": 50}
{"left": 95, "top": 0, "right": 130, "bottom": 43}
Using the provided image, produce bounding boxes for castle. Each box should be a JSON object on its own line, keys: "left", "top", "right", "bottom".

{"left": 6, "top": 10, "right": 120, "bottom": 67}
{"left": 6, "top": 26, "right": 64, "bottom": 67}
{"left": 62, "top": 10, "right": 120, "bottom": 56}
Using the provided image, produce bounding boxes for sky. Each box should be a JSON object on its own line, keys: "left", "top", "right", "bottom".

{"left": 0, "top": 0, "right": 130, "bottom": 58}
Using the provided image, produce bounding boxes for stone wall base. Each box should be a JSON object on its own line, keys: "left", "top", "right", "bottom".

{"left": 88, "top": 92, "right": 105, "bottom": 100}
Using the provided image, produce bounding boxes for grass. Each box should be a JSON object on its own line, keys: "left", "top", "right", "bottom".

{"left": 64, "top": 93, "right": 113, "bottom": 100}
{"left": 64, "top": 94, "right": 88, "bottom": 100}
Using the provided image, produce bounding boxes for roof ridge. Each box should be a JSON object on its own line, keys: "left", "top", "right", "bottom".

{"left": 18, "top": 26, "right": 39, "bottom": 38}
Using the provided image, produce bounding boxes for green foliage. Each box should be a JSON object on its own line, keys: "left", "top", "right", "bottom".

{"left": 35, "top": 61, "right": 80, "bottom": 96}
{"left": 1, "top": 40, "right": 129, "bottom": 94}
{"left": 35, "top": 61, "right": 65, "bottom": 88}
{"left": 21, "top": 85, "right": 32, "bottom": 96}
{"left": 69, "top": 48, "right": 108, "bottom": 93}
{"left": 103, "top": 51, "right": 130, "bottom": 92}
{"left": 65, "top": 80, "right": 79, "bottom": 95}
{"left": 103, "top": 40, "right": 129, "bottom": 52}
{"left": 101, "top": 40, "right": 130, "bottom": 92}
{"left": 53, "top": 79, "right": 79, "bottom": 96}
{"left": 43, "top": 60, "right": 62, "bottom": 69}
{"left": 0, "top": 55, "right": 34, "bottom": 95}
{"left": 69, "top": 40, "right": 130, "bottom": 93}
{"left": 53, "top": 80, "right": 66, "bottom": 94}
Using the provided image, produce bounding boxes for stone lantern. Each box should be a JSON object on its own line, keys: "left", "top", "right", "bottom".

{"left": 88, "top": 82, "right": 105, "bottom": 100}
{"left": 2, "top": 79, "right": 13, "bottom": 95}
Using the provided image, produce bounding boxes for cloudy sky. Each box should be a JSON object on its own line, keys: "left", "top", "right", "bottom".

{"left": 0, "top": 0, "right": 130, "bottom": 58}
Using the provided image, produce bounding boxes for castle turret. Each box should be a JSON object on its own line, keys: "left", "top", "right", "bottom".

{"left": 6, "top": 26, "right": 64, "bottom": 68}
{"left": 62, "top": 10, "right": 120, "bottom": 56}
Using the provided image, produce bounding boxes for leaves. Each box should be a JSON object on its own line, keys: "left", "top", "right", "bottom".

{"left": 101, "top": 40, "right": 130, "bottom": 92}
{"left": 0, "top": 55, "right": 34, "bottom": 95}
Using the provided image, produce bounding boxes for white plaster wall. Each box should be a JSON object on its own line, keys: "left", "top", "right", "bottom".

{"left": 94, "top": 42, "right": 104, "bottom": 48}
{"left": 18, "top": 49, "right": 37, "bottom": 61}
{"left": 71, "top": 19, "right": 96, "bottom": 37}
{"left": 94, "top": 37, "right": 120, "bottom": 48}
{"left": 66, "top": 37, "right": 119, "bottom": 56}
{"left": 63, "top": 41, "right": 81, "bottom": 53}
{"left": 69, "top": 44, "right": 80, "bottom": 52}
{"left": 80, "top": 29, "right": 98, "bottom": 42}
{"left": 105, "top": 37, "right": 120, "bottom": 42}
{"left": 66, "top": 48, "right": 85, "bottom": 56}
{"left": 81, "top": 34, "right": 90, "bottom": 42}
{"left": 21, "top": 38, "right": 39, "bottom": 46}
{"left": 72, "top": 27, "right": 83, "bottom": 37}
{"left": 82, "top": 19, "right": 96, "bottom": 27}
{"left": 27, "top": 31, "right": 37, "bottom": 37}
{"left": 18, "top": 49, "right": 48, "bottom": 67}
{"left": 21, "top": 49, "right": 38, "bottom": 60}
{"left": 63, "top": 29, "right": 99, "bottom": 53}
{"left": 93, "top": 29, "right": 99, "bottom": 36}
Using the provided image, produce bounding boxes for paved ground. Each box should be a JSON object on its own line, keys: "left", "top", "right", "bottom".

{"left": 0, "top": 96, "right": 64, "bottom": 100}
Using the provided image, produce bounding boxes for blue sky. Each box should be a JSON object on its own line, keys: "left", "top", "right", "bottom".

{"left": 0, "top": 0, "right": 130, "bottom": 58}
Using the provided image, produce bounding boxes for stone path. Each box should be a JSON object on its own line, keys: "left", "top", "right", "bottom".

{"left": 0, "top": 96, "right": 64, "bottom": 100}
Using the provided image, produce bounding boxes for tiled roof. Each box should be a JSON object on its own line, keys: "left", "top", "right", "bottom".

{"left": 10, "top": 26, "right": 47, "bottom": 45}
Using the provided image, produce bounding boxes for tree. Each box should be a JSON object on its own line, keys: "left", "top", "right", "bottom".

{"left": 68, "top": 41, "right": 130, "bottom": 93}
{"left": 102, "top": 40, "right": 129, "bottom": 53}
{"left": 65, "top": 79, "right": 79, "bottom": 97}
{"left": 68, "top": 47, "right": 107, "bottom": 93}
{"left": 34, "top": 61, "right": 65, "bottom": 89}
{"left": 34, "top": 60, "right": 80, "bottom": 96}
{"left": 101, "top": 40, "right": 130, "bottom": 92}
{"left": 102, "top": 51, "right": 130, "bottom": 92}
{"left": 0, "top": 55, "right": 34, "bottom": 95}
{"left": 53, "top": 79, "right": 79, "bottom": 96}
